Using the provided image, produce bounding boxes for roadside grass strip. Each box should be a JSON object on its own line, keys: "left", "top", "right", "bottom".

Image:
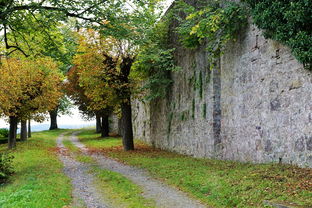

{"left": 0, "top": 129, "right": 72, "bottom": 208}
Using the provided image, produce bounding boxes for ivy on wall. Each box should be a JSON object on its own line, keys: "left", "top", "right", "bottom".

{"left": 174, "top": 0, "right": 311, "bottom": 70}
{"left": 244, "top": 0, "right": 312, "bottom": 70}
{"left": 132, "top": 15, "right": 180, "bottom": 101}
{"left": 174, "top": 0, "right": 248, "bottom": 66}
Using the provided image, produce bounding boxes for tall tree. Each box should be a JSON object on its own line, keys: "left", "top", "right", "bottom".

{"left": 73, "top": 32, "right": 137, "bottom": 150}
{"left": 0, "top": 57, "right": 63, "bottom": 148}
{"left": 70, "top": 1, "right": 167, "bottom": 150}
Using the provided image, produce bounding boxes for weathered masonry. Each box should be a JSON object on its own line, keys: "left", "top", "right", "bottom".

{"left": 131, "top": 10, "right": 312, "bottom": 168}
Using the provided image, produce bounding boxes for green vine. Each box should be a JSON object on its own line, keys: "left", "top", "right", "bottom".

{"left": 202, "top": 103, "right": 207, "bottom": 119}
{"left": 245, "top": 0, "right": 312, "bottom": 69}
{"left": 193, "top": 71, "right": 196, "bottom": 91}
{"left": 174, "top": 0, "right": 248, "bottom": 66}
{"left": 198, "top": 71, "right": 203, "bottom": 99}
{"left": 191, "top": 98, "right": 195, "bottom": 119}
{"left": 132, "top": 15, "right": 180, "bottom": 101}
{"left": 167, "top": 112, "right": 174, "bottom": 134}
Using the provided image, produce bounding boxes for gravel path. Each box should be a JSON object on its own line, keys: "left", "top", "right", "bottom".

{"left": 70, "top": 132, "right": 206, "bottom": 208}
{"left": 57, "top": 134, "right": 110, "bottom": 208}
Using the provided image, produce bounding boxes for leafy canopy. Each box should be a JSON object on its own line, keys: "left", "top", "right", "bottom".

{"left": 0, "top": 57, "right": 63, "bottom": 119}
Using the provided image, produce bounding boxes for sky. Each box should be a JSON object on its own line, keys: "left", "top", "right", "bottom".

{"left": 0, "top": 106, "right": 95, "bottom": 131}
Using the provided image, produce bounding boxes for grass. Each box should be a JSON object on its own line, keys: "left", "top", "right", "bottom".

{"left": 62, "top": 133, "right": 155, "bottom": 208}
{"left": 0, "top": 129, "right": 72, "bottom": 208}
{"left": 90, "top": 166, "right": 156, "bottom": 208}
{"left": 78, "top": 129, "right": 312, "bottom": 208}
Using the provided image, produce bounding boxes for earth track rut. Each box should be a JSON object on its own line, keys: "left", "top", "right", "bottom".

{"left": 70, "top": 131, "right": 207, "bottom": 208}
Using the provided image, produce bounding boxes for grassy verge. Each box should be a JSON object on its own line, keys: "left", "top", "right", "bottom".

{"left": 90, "top": 166, "right": 155, "bottom": 208}
{"left": 0, "top": 129, "right": 72, "bottom": 208}
{"left": 78, "top": 129, "right": 312, "bottom": 208}
{"left": 63, "top": 133, "right": 155, "bottom": 208}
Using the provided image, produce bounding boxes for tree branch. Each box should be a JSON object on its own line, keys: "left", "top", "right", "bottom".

{"left": 4, "top": 24, "right": 29, "bottom": 57}
{"left": 6, "top": 5, "right": 105, "bottom": 23}
{"left": 8, "top": 25, "right": 34, "bottom": 54}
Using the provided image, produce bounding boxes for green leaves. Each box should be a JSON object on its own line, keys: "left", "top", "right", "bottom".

{"left": 174, "top": 1, "right": 248, "bottom": 65}
{"left": 132, "top": 24, "right": 180, "bottom": 101}
{"left": 0, "top": 152, "right": 14, "bottom": 184}
{"left": 245, "top": 0, "right": 312, "bottom": 69}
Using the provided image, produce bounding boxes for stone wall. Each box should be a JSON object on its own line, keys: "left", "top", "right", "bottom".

{"left": 131, "top": 10, "right": 312, "bottom": 167}
{"left": 221, "top": 24, "right": 312, "bottom": 167}
{"left": 109, "top": 114, "right": 119, "bottom": 135}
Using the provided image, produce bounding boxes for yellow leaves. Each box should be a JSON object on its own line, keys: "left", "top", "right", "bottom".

{"left": 209, "top": 14, "right": 222, "bottom": 33}
{"left": 102, "top": 19, "right": 111, "bottom": 25}
{"left": 0, "top": 57, "right": 63, "bottom": 118}
{"left": 190, "top": 24, "right": 200, "bottom": 35}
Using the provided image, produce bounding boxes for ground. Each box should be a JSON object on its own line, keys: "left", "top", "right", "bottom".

{"left": 0, "top": 129, "right": 311, "bottom": 208}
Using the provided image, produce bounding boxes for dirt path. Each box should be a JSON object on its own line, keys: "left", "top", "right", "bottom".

{"left": 70, "top": 132, "right": 206, "bottom": 208}
{"left": 57, "top": 134, "right": 110, "bottom": 208}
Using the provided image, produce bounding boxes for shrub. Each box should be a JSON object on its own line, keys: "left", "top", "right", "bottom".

{"left": 0, "top": 152, "right": 14, "bottom": 184}
{"left": 0, "top": 128, "right": 9, "bottom": 138}
{"left": 244, "top": 0, "right": 312, "bottom": 69}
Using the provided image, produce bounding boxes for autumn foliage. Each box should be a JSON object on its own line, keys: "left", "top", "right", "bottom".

{"left": 0, "top": 57, "right": 63, "bottom": 118}
{"left": 0, "top": 56, "right": 63, "bottom": 148}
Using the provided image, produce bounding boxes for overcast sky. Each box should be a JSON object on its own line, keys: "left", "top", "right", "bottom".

{"left": 0, "top": 105, "right": 95, "bottom": 130}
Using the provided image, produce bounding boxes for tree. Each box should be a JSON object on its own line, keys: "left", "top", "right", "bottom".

{"left": 66, "top": 63, "right": 108, "bottom": 135}
{"left": 93, "top": 1, "right": 166, "bottom": 150}
{"left": 70, "top": 0, "right": 168, "bottom": 150}
{"left": 69, "top": 32, "right": 118, "bottom": 137}
{"left": 0, "top": 0, "right": 114, "bottom": 57}
{"left": 0, "top": 57, "right": 63, "bottom": 148}
{"left": 49, "top": 96, "right": 73, "bottom": 130}
{"left": 72, "top": 31, "right": 137, "bottom": 149}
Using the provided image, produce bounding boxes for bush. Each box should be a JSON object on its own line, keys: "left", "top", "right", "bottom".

{"left": 244, "top": 0, "right": 312, "bottom": 69}
{"left": 0, "top": 128, "right": 9, "bottom": 138}
{"left": 0, "top": 152, "right": 14, "bottom": 183}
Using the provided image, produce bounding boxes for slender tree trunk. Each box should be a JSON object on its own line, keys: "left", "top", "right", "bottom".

{"left": 49, "top": 108, "right": 58, "bottom": 130}
{"left": 121, "top": 98, "right": 134, "bottom": 151}
{"left": 101, "top": 115, "right": 109, "bottom": 137}
{"left": 28, "top": 119, "right": 31, "bottom": 138}
{"left": 119, "top": 57, "right": 134, "bottom": 151}
{"left": 8, "top": 116, "right": 18, "bottom": 149}
{"left": 96, "top": 114, "right": 102, "bottom": 133}
{"left": 20, "top": 120, "right": 27, "bottom": 141}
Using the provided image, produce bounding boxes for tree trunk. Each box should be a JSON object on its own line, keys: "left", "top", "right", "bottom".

{"left": 20, "top": 120, "right": 27, "bottom": 141}
{"left": 101, "top": 115, "right": 109, "bottom": 137}
{"left": 49, "top": 109, "right": 58, "bottom": 130}
{"left": 8, "top": 116, "right": 18, "bottom": 149}
{"left": 119, "top": 57, "right": 134, "bottom": 151}
{"left": 28, "top": 119, "right": 31, "bottom": 138}
{"left": 96, "top": 114, "right": 102, "bottom": 133}
{"left": 121, "top": 98, "right": 134, "bottom": 151}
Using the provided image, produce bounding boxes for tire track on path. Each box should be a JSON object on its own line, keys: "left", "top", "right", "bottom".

{"left": 70, "top": 131, "right": 207, "bottom": 208}
{"left": 57, "top": 133, "right": 110, "bottom": 208}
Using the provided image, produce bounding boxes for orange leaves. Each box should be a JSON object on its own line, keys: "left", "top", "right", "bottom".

{"left": 69, "top": 32, "right": 122, "bottom": 113}
{"left": 0, "top": 57, "right": 63, "bottom": 119}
